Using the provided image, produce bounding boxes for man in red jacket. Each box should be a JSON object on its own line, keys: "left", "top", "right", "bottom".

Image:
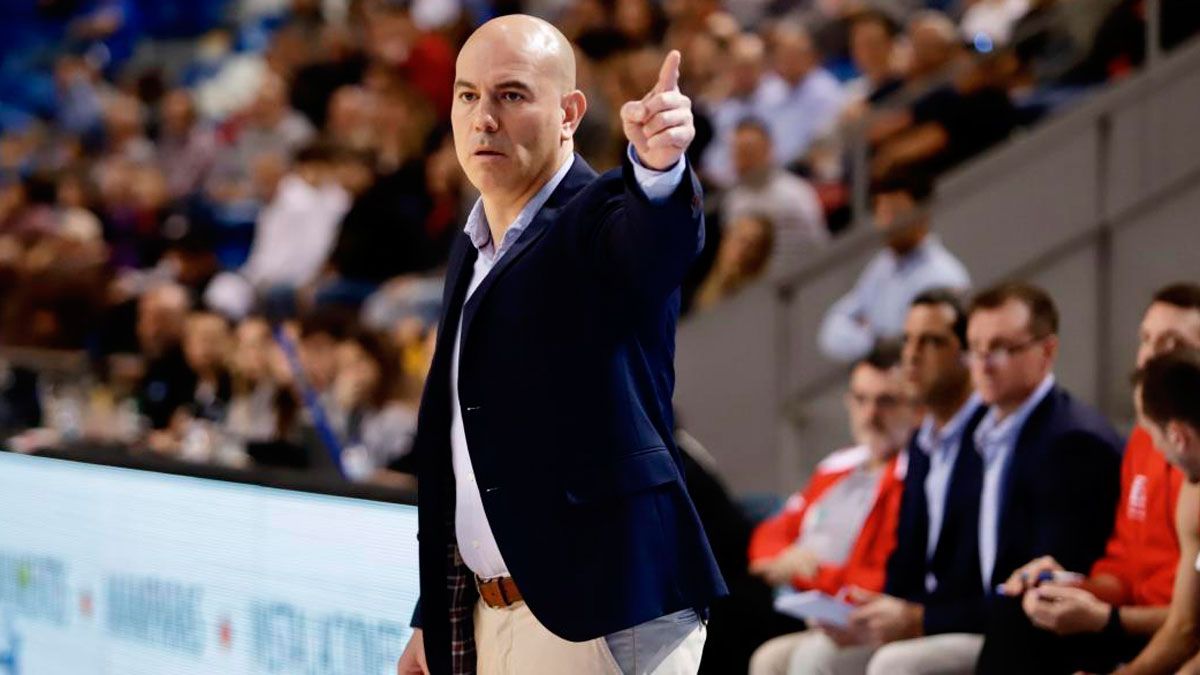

{"left": 748, "top": 345, "right": 916, "bottom": 675}
{"left": 999, "top": 282, "right": 1200, "bottom": 673}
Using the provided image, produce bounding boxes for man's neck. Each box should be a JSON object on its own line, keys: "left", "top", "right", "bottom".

{"left": 481, "top": 150, "right": 571, "bottom": 247}
{"left": 928, "top": 380, "right": 973, "bottom": 432}
{"left": 994, "top": 376, "right": 1050, "bottom": 422}
{"left": 867, "top": 450, "right": 894, "bottom": 472}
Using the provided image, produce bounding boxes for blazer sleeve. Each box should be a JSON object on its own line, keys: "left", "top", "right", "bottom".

{"left": 585, "top": 156, "right": 704, "bottom": 310}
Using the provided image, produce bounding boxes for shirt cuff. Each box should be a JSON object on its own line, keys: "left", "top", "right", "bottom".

{"left": 627, "top": 144, "right": 686, "bottom": 202}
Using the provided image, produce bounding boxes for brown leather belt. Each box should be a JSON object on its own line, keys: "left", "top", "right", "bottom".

{"left": 476, "top": 575, "right": 524, "bottom": 609}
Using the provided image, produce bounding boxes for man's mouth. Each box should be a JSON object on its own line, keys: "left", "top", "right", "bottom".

{"left": 474, "top": 148, "right": 505, "bottom": 157}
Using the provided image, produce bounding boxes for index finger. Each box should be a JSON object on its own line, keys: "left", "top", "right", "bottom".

{"left": 655, "top": 50, "right": 681, "bottom": 93}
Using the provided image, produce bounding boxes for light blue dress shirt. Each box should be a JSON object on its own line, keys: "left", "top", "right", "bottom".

{"left": 765, "top": 69, "right": 845, "bottom": 167}
{"left": 818, "top": 235, "right": 971, "bottom": 363}
{"left": 452, "top": 148, "right": 688, "bottom": 578}
{"left": 974, "top": 375, "right": 1056, "bottom": 589}
{"left": 915, "top": 394, "right": 983, "bottom": 592}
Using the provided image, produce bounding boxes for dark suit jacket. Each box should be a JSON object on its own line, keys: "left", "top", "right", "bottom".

{"left": 885, "top": 404, "right": 989, "bottom": 635}
{"left": 972, "top": 385, "right": 1124, "bottom": 674}
{"left": 411, "top": 155, "right": 727, "bottom": 674}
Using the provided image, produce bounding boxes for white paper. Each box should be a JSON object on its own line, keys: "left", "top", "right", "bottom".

{"left": 773, "top": 591, "right": 855, "bottom": 628}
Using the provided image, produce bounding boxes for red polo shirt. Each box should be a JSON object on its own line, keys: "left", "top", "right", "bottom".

{"left": 1090, "top": 426, "right": 1183, "bottom": 607}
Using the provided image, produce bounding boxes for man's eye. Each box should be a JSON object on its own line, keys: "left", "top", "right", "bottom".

{"left": 501, "top": 92, "right": 524, "bottom": 102}
{"left": 459, "top": 92, "right": 478, "bottom": 102}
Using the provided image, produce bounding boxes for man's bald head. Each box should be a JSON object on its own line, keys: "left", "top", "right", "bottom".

{"left": 460, "top": 15, "right": 576, "bottom": 94}
{"left": 452, "top": 14, "right": 588, "bottom": 211}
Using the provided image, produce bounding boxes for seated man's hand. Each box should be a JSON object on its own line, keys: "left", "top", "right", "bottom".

{"left": 849, "top": 594, "right": 924, "bottom": 646}
{"left": 1000, "top": 555, "right": 1064, "bottom": 596}
{"left": 816, "top": 621, "right": 868, "bottom": 648}
{"left": 749, "top": 545, "right": 820, "bottom": 586}
{"left": 1023, "top": 584, "right": 1110, "bottom": 636}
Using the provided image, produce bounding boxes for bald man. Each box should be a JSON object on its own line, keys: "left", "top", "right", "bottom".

{"left": 397, "top": 15, "right": 726, "bottom": 675}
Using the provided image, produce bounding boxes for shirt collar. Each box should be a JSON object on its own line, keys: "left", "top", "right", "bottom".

{"left": 887, "top": 234, "right": 936, "bottom": 272}
{"left": 463, "top": 154, "right": 575, "bottom": 256}
{"left": 974, "top": 374, "right": 1056, "bottom": 458}
{"left": 916, "top": 392, "right": 983, "bottom": 458}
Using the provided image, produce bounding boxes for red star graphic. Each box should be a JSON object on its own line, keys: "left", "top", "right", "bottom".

{"left": 219, "top": 618, "right": 233, "bottom": 648}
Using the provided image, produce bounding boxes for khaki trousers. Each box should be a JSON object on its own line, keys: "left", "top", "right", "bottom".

{"left": 750, "top": 631, "right": 983, "bottom": 675}
{"left": 473, "top": 600, "right": 706, "bottom": 675}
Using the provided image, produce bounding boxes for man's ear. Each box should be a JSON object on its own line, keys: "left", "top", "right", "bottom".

{"left": 561, "top": 90, "right": 588, "bottom": 142}
{"left": 1171, "top": 420, "right": 1200, "bottom": 453}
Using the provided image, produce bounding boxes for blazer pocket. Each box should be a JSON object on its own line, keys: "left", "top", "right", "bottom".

{"left": 565, "top": 446, "right": 680, "bottom": 505}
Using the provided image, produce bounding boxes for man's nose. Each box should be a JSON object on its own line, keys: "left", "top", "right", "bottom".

{"left": 474, "top": 100, "right": 499, "bottom": 133}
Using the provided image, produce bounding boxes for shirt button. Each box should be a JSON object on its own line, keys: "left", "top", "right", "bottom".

{"left": 468, "top": 472, "right": 475, "bottom": 481}
{"left": 472, "top": 540, "right": 480, "bottom": 549}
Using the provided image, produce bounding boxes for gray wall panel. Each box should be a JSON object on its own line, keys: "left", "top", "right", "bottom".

{"left": 675, "top": 284, "right": 779, "bottom": 494}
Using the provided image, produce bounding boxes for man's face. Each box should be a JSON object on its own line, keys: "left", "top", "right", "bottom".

{"left": 772, "top": 32, "right": 815, "bottom": 85}
{"left": 850, "top": 21, "right": 892, "bottom": 80}
{"left": 1137, "top": 302, "right": 1200, "bottom": 368}
{"left": 137, "top": 295, "right": 185, "bottom": 357}
{"left": 732, "top": 126, "right": 771, "bottom": 179}
{"left": 846, "top": 363, "right": 915, "bottom": 459}
{"left": 873, "top": 190, "right": 928, "bottom": 252}
{"left": 967, "top": 300, "right": 1056, "bottom": 409}
{"left": 901, "top": 303, "right": 967, "bottom": 404}
{"left": 452, "top": 31, "right": 571, "bottom": 202}
{"left": 300, "top": 333, "right": 339, "bottom": 392}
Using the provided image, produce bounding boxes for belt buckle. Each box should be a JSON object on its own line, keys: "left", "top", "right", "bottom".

{"left": 475, "top": 574, "right": 499, "bottom": 608}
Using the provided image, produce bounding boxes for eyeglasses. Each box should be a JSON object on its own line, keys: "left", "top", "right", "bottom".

{"left": 966, "top": 335, "right": 1047, "bottom": 367}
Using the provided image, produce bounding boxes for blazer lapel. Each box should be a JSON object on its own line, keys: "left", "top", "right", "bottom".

{"left": 459, "top": 156, "right": 598, "bottom": 347}
{"left": 993, "top": 388, "right": 1058, "bottom": 575}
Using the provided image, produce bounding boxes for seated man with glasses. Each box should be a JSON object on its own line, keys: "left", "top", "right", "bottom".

{"left": 995, "top": 282, "right": 1200, "bottom": 674}
{"left": 748, "top": 344, "right": 915, "bottom": 675}
{"left": 959, "top": 282, "right": 1124, "bottom": 674}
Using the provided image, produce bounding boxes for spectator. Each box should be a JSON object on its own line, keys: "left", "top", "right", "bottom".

{"left": 1119, "top": 349, "right": 1200, "bottom": 674}
{"left": 721, "top": 119, "right": 827, "bottom": 276}
{"left": 134, "top": 283, "right": 194, "bottom": 430}
{"left": 331, "top": 330, "right": 417, "bottom": 480}
{"left": 871, "top": 56, "right": 1020, "bottom": 184}
{"left": 700, "top": 33, "right": 785, "bottom": 188}
{"left": 180, "top": 311, "right": 232, "bottom": 423}
{"left": 100, "top": 94, "right": 155, "bottom": 165}
{"left": 845, "top": 10, "right": 903, "bottom": 108}
{"left": 748, "top": 344, "right": 915, "bottom": 675}
{"left": 314, "top": 147, "right": 439, "bottom": 311}
{"left": 818, "top": 178, "right": 970, "bottom": 363}
{"left": 225, "top": 316, "right": 285, "bottom": 443}
{"left": 693, "top": 213, "right": 774, "bottom": 311}
{"left": 204, "top": 143, "right": 350, "bottom": 319}
{"left": 961, "top": 283, "right": 1123, "bottom": 675}
{"left": 209, "top": 71, "right": 315, "bottom": 190}
{"left": 156, "top": 89, "right": 216, "bottom": 201}
{"left": 904, "top": 11, "right": 964, "bottom": 87}
{"left": 996, "top": 283, "right": 1200, "bottom": 673}
{"left": 765, "top": 23, "right": 845, "bottom": 172}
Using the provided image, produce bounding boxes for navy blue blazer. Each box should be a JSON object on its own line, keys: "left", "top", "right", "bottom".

{"left": 411, "top": 155, "right": 727, "bottom": 673}
{"left": 885, "top": 405, "right": 988, "bottom": 635}
{"left": 969, "top": 385, "right": 1123, "bottom": 673}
